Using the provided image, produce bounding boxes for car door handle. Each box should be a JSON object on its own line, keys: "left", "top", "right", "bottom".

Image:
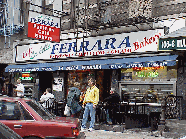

{"left": 14, "top": 125, "right": 22, "bottom": 128}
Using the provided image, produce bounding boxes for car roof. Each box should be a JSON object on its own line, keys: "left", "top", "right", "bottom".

{"left": 0, "top": 96, "right": 32, "bottom": 102}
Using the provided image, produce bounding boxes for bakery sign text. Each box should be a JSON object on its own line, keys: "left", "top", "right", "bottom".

{"left": 16, "top": 29, "right": 163, "bottom": 61}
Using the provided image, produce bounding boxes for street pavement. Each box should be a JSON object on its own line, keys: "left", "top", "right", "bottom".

{"left": 77, "top": 120, "right": 186, "bottom": 139}
{"left": 79, "top": 129, "right": 170, "bottom": 139}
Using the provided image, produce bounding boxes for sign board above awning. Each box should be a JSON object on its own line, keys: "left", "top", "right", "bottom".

{"left": 6, "top": 55, "right": 178, "bottom": 72}
{"left": 16, "top": 29, "right": 164, "bottom": 62}
{"left": 159, "top": 27, "right": 186, "bottom": 50}
{"left": 159, "top": 37, "right": 186, "bottom": 50}
{"left": 27, "top": 11, "right": 60, "bottom": 42}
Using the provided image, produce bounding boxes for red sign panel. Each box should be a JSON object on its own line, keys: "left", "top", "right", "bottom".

{"left": 28, "top": 11, "right": 60, "bottom": 42}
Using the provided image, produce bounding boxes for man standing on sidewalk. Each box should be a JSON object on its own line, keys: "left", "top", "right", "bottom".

{"left": 81, "top": 78, "right": 99, "bottom": 132}
{"left": 14, "top": 79, "right": 25, "bottom": 97}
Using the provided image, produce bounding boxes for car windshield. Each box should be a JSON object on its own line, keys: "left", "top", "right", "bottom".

{"left": 26, "top": 100, "right": 56, "bottom": 120}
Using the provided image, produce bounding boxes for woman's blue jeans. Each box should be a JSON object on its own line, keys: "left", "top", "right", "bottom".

{"left": 82, "top": 103, "right": 96, "bottom": 128}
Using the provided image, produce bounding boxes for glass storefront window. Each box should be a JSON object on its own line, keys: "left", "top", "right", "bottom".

{"left": 120, "top": 83, "right": 175, "bottom": 104}
{"left": 120, "top": 63, "right": 178, "bottom": 103}
{"left": 121, "top": 64, "right": 177, "bottom": 82}
{"left": 67, "top": 70, "right": 95, "bottom": 92}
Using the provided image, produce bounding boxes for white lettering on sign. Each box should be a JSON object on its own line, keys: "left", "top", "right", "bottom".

{"left": 110, "top": 65, "right": 123, "bottom": 69}
{"left": 177, "top": 39, "right": 186, "bottom": 47}
{"left": 58, "top": 67, "right": 64, "bottom": 70}
{"left": 41, "top": 68, "right": 52, "bottom": 71}
{"left": 81, "top": 65, "right": 101, "bottom": 70}
{"left": 147, "top": 62, "right": 167, "bottom": 67}
{"left": 126, "top": 63, "right": 138, "bottom": 68}
{"left": 126, "top": 62, "right": 167, "bottom": 68}
{"left": 66, "top": 66, "right": 78, "bottom": 70}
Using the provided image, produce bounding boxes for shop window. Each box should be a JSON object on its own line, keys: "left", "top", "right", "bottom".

{"left": 68, "top": 70, "right": 95, "bottom": 91}
{"left": 120, "top": 63, "right": 177, "bottom": 103}
{"left": 121, "top": 83, "right": 175, "bottom": 103}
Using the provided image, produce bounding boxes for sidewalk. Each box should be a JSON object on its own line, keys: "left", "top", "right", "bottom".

{"left": 80, "top": 130, "right": 168, "bottom": 139}
{"left": 80, "top": 120, "right": 186, "bottom": 139}
{"left": 161, "top": 119, "right": 186, "bottom": 139}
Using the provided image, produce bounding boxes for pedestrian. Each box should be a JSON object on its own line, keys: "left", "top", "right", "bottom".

{"left": 79, "top": 85, "right": 88, "bottom": 119}
{"left": 104, "top": 88, "right": 120, "bottom": 125}
{"left": 39, "top": 88, "right": 55, "bottom": 108}
{"left": 67, "top": 82, "right": 82, "bottom": 118}
{"left": 14, "top": 79, "right": 25, "bottom": 98}
{"left": 79, "top": 85, "right": 88, "bottom": 105}
{"left": 81, "top": 78, "right": 99, "bottom": 132}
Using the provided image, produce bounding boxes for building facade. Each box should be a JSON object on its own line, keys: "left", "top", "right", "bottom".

{"left": 2, "top": 0, "right": 186, "bottom": 110}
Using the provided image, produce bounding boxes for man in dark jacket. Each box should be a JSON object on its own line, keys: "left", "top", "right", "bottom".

{"left": 67, "top": 82, "right": 82, "bottom": 118}
{"left": 104, "top": 88, "right": 120, "bottom": 125}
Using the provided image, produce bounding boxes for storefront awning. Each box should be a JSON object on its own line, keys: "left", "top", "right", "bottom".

{"left": 5, "top": 55, "right": 178, "bottom": 72}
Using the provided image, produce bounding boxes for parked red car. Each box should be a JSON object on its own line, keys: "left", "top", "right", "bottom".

{"left": 0, "top": 96, "right": 80, "bottom": 139}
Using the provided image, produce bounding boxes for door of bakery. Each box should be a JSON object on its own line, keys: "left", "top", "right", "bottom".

{"left": 38, "top": 71, "right": 53, "bottom": 100}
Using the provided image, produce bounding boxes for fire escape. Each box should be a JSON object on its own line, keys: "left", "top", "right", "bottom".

{"left": 0, "top": 0, "right": 23, "bottom": 49}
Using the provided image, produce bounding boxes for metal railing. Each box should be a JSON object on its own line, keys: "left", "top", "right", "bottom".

{"left": 44, "top": 99, "right": 66, "bottom": 117}
{"left": 165, "top": 95, "right": 183, "bottom": 119}
{"left": 42, "top": 95, "right": 184, "bottom": 130}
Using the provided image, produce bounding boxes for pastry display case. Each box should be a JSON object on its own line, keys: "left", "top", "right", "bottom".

{"left": 119, "top": 81, "right": 176, "bottom": 104}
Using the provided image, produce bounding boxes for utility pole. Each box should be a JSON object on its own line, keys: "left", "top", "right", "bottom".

{"left": 23, "top": 0, "right": 30, "bottom": 37}
{"left": 42, "top": 0, "right": 45, "bottom": 14}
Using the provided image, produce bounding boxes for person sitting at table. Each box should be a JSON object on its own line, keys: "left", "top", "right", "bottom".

{"left": 103, "top": 88, "right": 120, "bottom": 125}
{"left": 39, "top": 88, "right": 55, "bottom": 108}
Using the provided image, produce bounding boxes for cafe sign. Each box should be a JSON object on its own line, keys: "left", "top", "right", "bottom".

{"left": 159, "top": 37, "right": 186, "bottom": 50}
{"left": 27, "top": 11, "right": 60, "bottom": 42}
{"left": 16, "top": 29, "right": 163, "bottom": 61}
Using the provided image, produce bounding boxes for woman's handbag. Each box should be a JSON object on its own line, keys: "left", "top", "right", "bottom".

{"left": 64, "top": 104, "right": 71, "bottom": 116}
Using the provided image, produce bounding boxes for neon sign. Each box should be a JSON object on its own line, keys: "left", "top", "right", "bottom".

{"left": 136, "top": 71, "right": 159, "bottom": 78}
{"left": 19, "top": 77, "right": 33, "bottom": 80}
{"left": 133, "top": 66, "right": 165, "bottom": 71}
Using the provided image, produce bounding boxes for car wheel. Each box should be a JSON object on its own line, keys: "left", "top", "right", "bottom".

{"left": 23, "top": 136, "right": 43, "bottom": 139}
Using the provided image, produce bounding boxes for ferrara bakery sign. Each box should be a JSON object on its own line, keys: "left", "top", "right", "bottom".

{"left": 28, "top": 11, "right": 60, "bottom": 42}
{"left": 16, "top": 29, "right": 164, "bottom": 62}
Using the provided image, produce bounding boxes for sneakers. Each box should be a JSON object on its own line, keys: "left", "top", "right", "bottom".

{"left": 81, "top": 127, "right": 87, "bottom": 132}
{"left": 88, "top": 128, "right": 94, "bottom": 132}
{"left": 107, "top": 121, "right": 113, "bottom": 125}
